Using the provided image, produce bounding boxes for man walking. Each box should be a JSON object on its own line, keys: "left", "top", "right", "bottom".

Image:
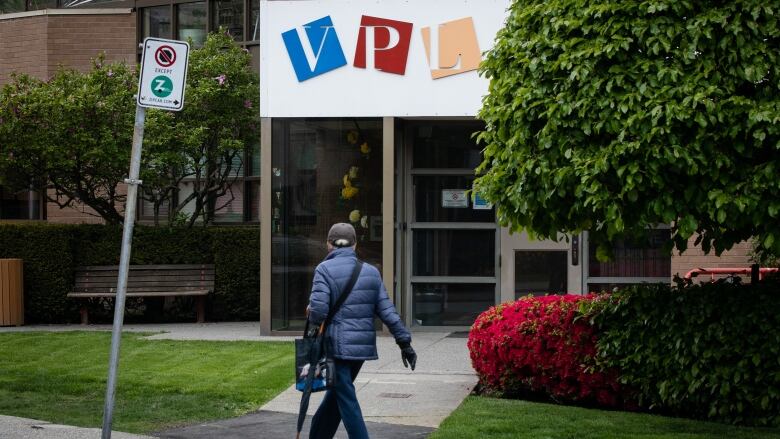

{"left": 307, "top": 223, "right": 417, "bottom": 439}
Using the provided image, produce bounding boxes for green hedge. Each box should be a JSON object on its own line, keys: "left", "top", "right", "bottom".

{"left": 0, "top": 224, "right": 75, "bottom": 323}
{"left": 0, "top": 223, "right": 259, "bottom": 323}
{"left": 590, "top": 280, "right": 780, "bottom": 426}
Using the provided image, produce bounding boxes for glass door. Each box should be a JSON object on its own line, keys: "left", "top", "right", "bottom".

{"left": 403, "top": 122, "right": 498, "bottom": 327}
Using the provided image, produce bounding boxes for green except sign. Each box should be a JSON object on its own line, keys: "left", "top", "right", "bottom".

{"left": 151, "top": 75, "right": 174, "bottom": 98}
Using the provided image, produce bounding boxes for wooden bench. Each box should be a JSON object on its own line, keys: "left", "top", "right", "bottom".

{"left": 67, "top": 264, "right": 214, "bottom": 325}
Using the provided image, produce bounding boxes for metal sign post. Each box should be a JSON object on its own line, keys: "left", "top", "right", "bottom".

{"left": 101, "top": 37, "right": 189, "bottom": 439}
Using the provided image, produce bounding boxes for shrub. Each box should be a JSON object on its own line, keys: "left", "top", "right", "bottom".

{"left": 0, "top": 224, "right": 75, "bottom": 323}
{"left": 0, "top": 223, "right": 259, "bottom": 323}
{"left": 591, "top": 280, "right": 780, "bottom": 426}
{"left": 468, "top": 294, "right": 630, "bottom": 408}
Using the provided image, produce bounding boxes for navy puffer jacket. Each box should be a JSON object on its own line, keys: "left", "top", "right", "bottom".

{"left": 308, "top": 247, "right": 411, "bottom": 361}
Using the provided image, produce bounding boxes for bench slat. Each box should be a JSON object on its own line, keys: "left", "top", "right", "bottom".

{"left": 68, "top": 290, "right": 210, "bottom": 298}
{"left": 75, "top": 272, "right": 215, "bottom": 279}
{"left": 77, "top": 264, "right": 214, "bottom": 271}
{"left": 75, "top": 278, "right": 215, "bottom": 286}
{"left": 73, "top": 284, "right": 214, "bottom": 291}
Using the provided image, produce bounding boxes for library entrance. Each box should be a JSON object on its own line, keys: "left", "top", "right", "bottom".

{"left": 398, "top": 121, "right": 499, "bottom": 327}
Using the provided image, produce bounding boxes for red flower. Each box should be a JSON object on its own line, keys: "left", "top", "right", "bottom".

{"left": 468, "top": 294, "right": 632, "bottom": 409}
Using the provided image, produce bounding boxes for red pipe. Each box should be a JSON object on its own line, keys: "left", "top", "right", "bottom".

{"left": 684, "top": 267, "right": 779, "bottom": 280}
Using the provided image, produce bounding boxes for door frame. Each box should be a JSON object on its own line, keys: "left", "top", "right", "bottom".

{"left": 396, "top": 118, "right": 500, "bottom": 330}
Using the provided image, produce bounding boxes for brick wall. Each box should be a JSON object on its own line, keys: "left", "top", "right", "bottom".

{"left": 671, "top": 237, "right": 755, "bottom": 281}
{"left": 47, "top": 13, "right": 136, "bottom": 75}
{"left": 0, "top": 9, "right": 136, "bottom": 223}
{"left": 0, "top": 15, "right": 48, "bottom": 84}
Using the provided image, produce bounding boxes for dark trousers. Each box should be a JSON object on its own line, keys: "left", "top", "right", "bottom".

{"left": 309, "top": 359, "right": 368, "bottom": 439}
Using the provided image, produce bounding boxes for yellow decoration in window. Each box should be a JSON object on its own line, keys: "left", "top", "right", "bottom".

{"left": 347, "top": 130, "right": 359, "bottom": 145}
{"left": 342, "top": 186, "right": 359, "bottom": 200}
{"left": 349, "top": 209, "right": 361, "bottom": 223}
{"left": 360, "top": 142, "right": 371, "bottom": 155}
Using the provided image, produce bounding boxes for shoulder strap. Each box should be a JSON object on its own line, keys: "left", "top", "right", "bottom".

{"left": 321, "top": 260, "right": 363, "bottom": 332}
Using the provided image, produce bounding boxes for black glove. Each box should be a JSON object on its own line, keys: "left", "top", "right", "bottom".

{"left": 398, "top": 342, "right": 417, "bottom": 371}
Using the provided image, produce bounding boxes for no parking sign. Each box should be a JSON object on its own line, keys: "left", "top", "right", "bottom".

{"left": 137, "top": 38, "right": 189, "bottom": 111}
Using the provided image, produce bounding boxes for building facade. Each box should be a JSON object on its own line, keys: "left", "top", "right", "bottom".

{"left": 0, "top": 0, "right": 756, "bottom": 333}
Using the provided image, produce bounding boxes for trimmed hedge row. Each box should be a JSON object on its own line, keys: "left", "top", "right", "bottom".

{"left": 591, "top": 280, "right": 780, "bottom": 427}
{"left": 469, "top": 279, "right": 780, "bottom": 427}
{"left": 0, "top": 223, "right": 259, "bottom": 323}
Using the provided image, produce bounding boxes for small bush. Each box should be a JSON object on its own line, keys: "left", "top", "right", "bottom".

{"left": 0, "top": 223, "right": 259, "bottom": 323}
{"left": 468, "top": 294, "right": 630, "bottom": 408}
{"left": 0, "top": 224, "right": 75, "bottom": 323}
{"left": 591, "top": 280, "right": 780, "bottom": 426}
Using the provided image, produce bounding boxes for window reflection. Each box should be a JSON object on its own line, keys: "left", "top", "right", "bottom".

{"left": 212, "top": 0, "right": 244, "bottom": 41}
{"left": 177, "top": 2, "right": 207, "bottom": 47}
{"left": 271, "top": 119, "right": 383, "bottom": 331}
{"left": 142, "top": 6, "right": 171, "bottom": 39}
{"left": 413, "top": 283, "right": 493, "bottom": 326}
{"left": 515, "top": 251, "right": 567, "bottom": 298}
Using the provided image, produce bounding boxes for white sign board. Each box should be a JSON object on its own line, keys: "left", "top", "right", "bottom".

{"left": 137, "top": 38, "right": 190, "bottom": 111}
{"left": 260, "top": 0, "right": 511, "bottom": 117}
{"left": 442, "top": 189, "right": 468, "bottom": 208}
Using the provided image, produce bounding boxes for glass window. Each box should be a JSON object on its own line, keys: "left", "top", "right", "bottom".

{"left": 142, "top": 6, "right": 171, "bottom": 39}
{"left": 411, "top": 123, "right": 484, "bottom": 169}
{"left": 212, "top": 0, "right": 244, "bottom": 41}
{"left": 413, "top": 283, "right": 494, "bottom": 326}
{"left": 515, "top": 251, "right": 567, "bottom": 298}
{"left": 0, "top": 0, "right": 26, "bottom": 13}
{"left": 26, "top": 0, "right": 57, "bottom": 11}
{"left": 0, "top": 186, "right": 41, "bottom": 220}
{"left": 413, "top": 230, "right": 495, "bottom": 277}
{"left": 248, "top": 144, "right": 261, "bottom": 176}
{"left": 414, "top": 175, "right": 494, "bottom": 223}
{"left": 271, "top": 119, "right": 383, "bottom": 331}
{"left": 214, "top": 182, "right": 244, "bottom": 223}
{"left": 177, "top": 2, "right": 207, "bottom": 47}
{"left": 248, "top": 181, "right": 260, "bottom": 222}
{"left": 588, "top": 229, "right": 671, "bottom": 278}
{"left": 250, "top": 0, "right": 260, "bottom": 41}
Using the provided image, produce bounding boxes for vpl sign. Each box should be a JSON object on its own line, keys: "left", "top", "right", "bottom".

{"left": 137, "top": 38, "right": 190, "bottom": 111}
{"left": 260, "top": 0, "right": 511, "bottom": 117}
{"left": 282, "top": 15, "right": 480, "bottom": 82}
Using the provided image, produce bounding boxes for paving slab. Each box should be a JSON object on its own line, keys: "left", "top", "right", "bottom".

{"left": 262, "top": 332, "right": 477, "bottom": 429}
{"left": 0, "top": 415, "right": 154, "bottom": 439}
{"left": 156, "top": 410, "right": 433, "bottom": 439}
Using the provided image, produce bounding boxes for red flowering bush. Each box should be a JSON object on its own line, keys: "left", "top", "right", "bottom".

{"left": 468, "top": 294, "right": 631, "bottom": 408}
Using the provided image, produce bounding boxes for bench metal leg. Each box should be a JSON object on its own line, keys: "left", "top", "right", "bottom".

{"left": 195, "top": 296, "right": 205, "bottom": 323}
{"left": 80, "top": 306, "right": 89, "bottom": 325}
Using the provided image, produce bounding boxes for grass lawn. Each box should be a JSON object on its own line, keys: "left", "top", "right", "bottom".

{"left": 0, "top": 331, "right": 294, "bottom": 433}
{"left": 430, "top": 396, "right": 780, "bottom": 439}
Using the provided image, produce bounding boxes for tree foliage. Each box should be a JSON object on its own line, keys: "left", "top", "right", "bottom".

{"left": 475, "top": 0, "right": 780, "bottom": 258}
{"left": 0, "top": 58, "right": 136, "bottom": 224}
{"left": 142, "top": 31, "right": 259, "bottom": 227}
{"left": 0, "top": 31, "right": 259, "bottom": 226}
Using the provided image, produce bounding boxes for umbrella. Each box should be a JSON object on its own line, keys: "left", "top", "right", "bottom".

{"left": 296, "top": 335, "right": 323, "bottom": 438}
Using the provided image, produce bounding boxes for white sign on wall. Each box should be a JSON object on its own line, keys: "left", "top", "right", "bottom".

{"left": 137, "top": 38, "right": 190, "bottom": 111}
{"left": 442, "top": 189, "right": 469, "bottom": 208}
{"left": 260, "top": 0, "right": 511, "bottom": 117}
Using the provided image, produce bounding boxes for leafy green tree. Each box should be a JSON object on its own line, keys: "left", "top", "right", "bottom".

{"left": 474, "top": 0, "right": 780, "bottom": 259}
{"left": 145, "top": 31, "right": 259, "bottom": 227}
{"left": 0, "top": 59, "right": 136, "bottom": 224}
{"left": 0, "top": 31, "right": 259, "bottom": 226}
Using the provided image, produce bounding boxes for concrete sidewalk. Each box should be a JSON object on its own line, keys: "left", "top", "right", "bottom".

{"left": 0, "top": 415, "right": 154, "bottom": 439}
{"left": 1, "top": 323, "right": 477, "bottom": 438}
